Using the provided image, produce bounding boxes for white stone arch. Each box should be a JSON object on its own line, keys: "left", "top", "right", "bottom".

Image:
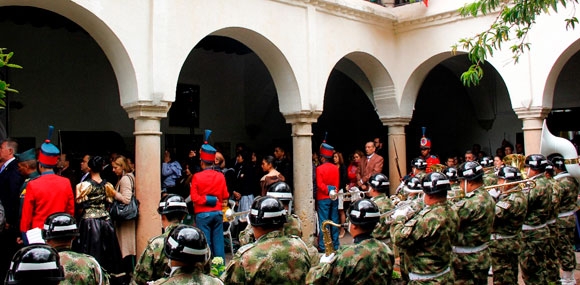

{"left": 0, "top": 0, "right": 138, "bottom": 107}
{"left": 330, "top": 51, "right": 397, "bottom": 119}
{"left": 171, "top": 27, "right": 301, "bottom": 115}
{"left": 544, "top": 39, "right": 580, "bottom": 108}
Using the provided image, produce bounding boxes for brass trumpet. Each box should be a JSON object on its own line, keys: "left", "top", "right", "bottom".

{"left": 321, "top": 220, "right": 348, "bottom": 256}
{"left": 224, "top": 209, "right": 250, "bottom": 222}
{"left": 483, "top": 178, "right": 536, "bottom": 194}
{"left": 329, "top": 188, "right": 369, "bottom": 201}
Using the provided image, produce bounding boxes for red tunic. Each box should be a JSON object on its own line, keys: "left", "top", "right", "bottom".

{"left": 316, "top": 162, "right": 339, "bottom": 201}
{"left": 190, "top": 169, "right": 229, "bottom": 213}
{"left": 20, "top": 172, "right": 75, "bottom": 232}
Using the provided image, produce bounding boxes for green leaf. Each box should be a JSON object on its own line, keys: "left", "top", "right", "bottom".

{"left": 0, "top": 81, "right": 5, "bottom": 90}
{"left": 6, "top": 64, "right": 22, "bottom": 69}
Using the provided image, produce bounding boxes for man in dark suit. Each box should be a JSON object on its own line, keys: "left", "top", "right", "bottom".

{"left": 0, "top": 138, "right": 25, "bottom": 280}
{"left": 355, "top": 141, "right": 384, "bottom": 191}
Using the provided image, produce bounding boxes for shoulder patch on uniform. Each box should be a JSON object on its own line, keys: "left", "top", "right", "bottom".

{"left": 236, "top": 243, "right": 255, "bottom": 255}
{"left": 418, "top": 207, "right": 431, "bottom": 216}
{"left": 404, "top": 219, "right": 417, "bottom": 227}
{"left": 508, "top": 194, "right": 517, "bottom": 201}
{"left": 455, "top": 200, "right": 466, "bottom": 208}
{"left": 465, "top": 191, "right": 475, "bottom": 198}
{"left": 496, "top": 201, "right": 510, "bottom": 210}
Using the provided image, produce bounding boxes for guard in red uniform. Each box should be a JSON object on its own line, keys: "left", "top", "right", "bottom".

{"left": 419, "top": 127, "right": 440, "bottom": 173}
{"left": 20, "top": 126, "right": 75, "bottom": 241}
{"left": 189, "top": 129, "right": 229, "bottom": 260}
{"left": 316, "top": 135, "right": 340, "bottom": 252}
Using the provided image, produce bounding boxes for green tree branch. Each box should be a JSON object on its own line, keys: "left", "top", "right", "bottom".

{"left": 452, "top": 0, "right": 579, "bottom": 87}
{"left": 0, "top": 48, "right": 22, "bottom": 109}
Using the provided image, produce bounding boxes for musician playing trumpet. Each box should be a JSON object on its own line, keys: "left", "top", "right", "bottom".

{"left": 390, "top": 172, "right": 459, "bottom": 284}
{"left": 306, "top": 199, "right": 394, "bottom": 284}
{"left": 488, "top": 166, "right": 528, "bottom": 285}
{"left": 366, "top": 173, "right": 394, "bottom": 246}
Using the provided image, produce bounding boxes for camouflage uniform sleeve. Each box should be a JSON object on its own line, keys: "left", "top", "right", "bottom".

{"left": 306, "top": 259, "right": 335, "bottom": 284}
{"left": 132, "top": 237, "right": 164, "bottom": 285}
{"left": 238, "top": 223, "right": 255, "bottom": 246}
{"left": 221, "top": 245, "right": 252, "bottom": 284}
{"left": 391, "top": 215, "right": 420, "bottom": 249}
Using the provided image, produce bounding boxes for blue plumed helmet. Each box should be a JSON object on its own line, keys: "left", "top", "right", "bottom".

{"left": 320, "top": 132, "right": 334, "bottom": 159}
{"left": 38, "top": 126, "right": 60, "bottom": 168}
{"left": 199, "top": 129, "right": 216, "bottom": 164}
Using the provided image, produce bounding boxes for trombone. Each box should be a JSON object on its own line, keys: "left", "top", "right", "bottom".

{"left": 483, "top": 178, "right": 536, "bottom": 194}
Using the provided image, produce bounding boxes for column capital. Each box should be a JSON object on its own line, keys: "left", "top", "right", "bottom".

{"left": 380, "top": 116, "right": 412, "bottom": 127}
{"left": 284, "top": 111, "right": 322, "bottom": 125}
{"left": 124, "top": 100, "right": 172, "bottom": 120}
{"left": 513, "top": 106, "right": 550, "bottom": 120}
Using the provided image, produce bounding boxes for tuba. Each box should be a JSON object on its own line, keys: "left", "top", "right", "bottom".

{"left": 503, "top": 154, "right": 527, "bottom": 179}
{"left": 540, "top": 120, "right": 580, "bottom": 181}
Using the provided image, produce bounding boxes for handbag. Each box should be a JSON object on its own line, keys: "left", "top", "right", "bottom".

{"left": 109, "top": 174, "right": 139, "bottom": 221}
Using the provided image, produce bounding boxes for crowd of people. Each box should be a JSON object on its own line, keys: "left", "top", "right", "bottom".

{"left": 0, "top": 127, "right": 138, "bottom": 284}
{"left": 1, "top": 125, "right": 579, "bottom": 284}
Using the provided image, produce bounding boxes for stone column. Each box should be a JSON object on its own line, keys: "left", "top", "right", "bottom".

{"left": 284, "top": 111, "right": 321, "bottom": 246}
{"left": 514, "top": 107, "right": 550, "bottom": 155}
{"left": 382, "top": 117, "right": 411, "bottom": 195}
{"left": 126, "top": 101, "right": 171, "bottom": 255}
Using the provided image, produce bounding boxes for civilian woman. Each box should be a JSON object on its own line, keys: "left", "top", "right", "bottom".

{"left": 333, "top": 151, "right": 348, "bottom": 238}
{"left": 259, "top": 155, "right": 284, "bottom": 196}
{"left": 111, "top": 155, "right": 137, "bottom": 279}
{"left": 74, "top": 155, "right": 122, "bottom": 275}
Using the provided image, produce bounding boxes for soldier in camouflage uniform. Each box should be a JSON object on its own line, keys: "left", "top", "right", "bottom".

{"left": 132, "top": 194, "right": 189, "bottom": 285}
{"left": 543, "top": 160, "right": 562, "bottom": 283}
{"left": 391, "top": 172, "right": 459, "bottom": 284}
{"left": 398, "top": 158, "right": 427, "bottom": 201}
{"left": 307, "top": 199, "right": 393, "bottom": 284}
{"left": 152, "top": 225, "right": 223, "bottom": 285}
{"left": 479, "top": 156, "right": 498, "bottom": 187}
{"left": 550, "top": 155, "right": 579, "bottom": 284}
{"left": 223, "top": 196, "right": 311, "bottom": 284}
{"left": 42, "top": 212, "right": 109, "bottom": 285}
{"left": 520, "top": 154, "right": 552, "bottom": 284}
{"left": 444, "top": 166, "right": 463, "bottom": 202}
{"left": 452, "top": 161, "right": 495, "bottom": 284}
{"left": 488, "top": 166, "right": 527, "bottom": 285}
{"left": 367, "top": 173, "right": 393, "bottom": 241}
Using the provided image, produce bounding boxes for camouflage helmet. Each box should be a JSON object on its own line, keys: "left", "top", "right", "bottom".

{"left": 42, "top": 212, "right": 79, "bottom": 240}
{"left": 6, "top": 245, "right": 65, "bottom": 284}
{"left": 164, "top": 225, "right": 210, "bottom": 265}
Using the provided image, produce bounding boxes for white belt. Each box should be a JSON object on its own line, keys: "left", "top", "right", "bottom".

{"left": 409, "top": 267, "right": 451, "bottom": 281}
{"left": 452, "top": 243, "right": 488, "bottom": 254}
{"left": 522, "top": 223, "right": 547, "bottom": 231}
{"left": 547, "top": 219, "right": 556, "bottom": 225}
{"left": 490, "top": 233, "right": 516, "bottom": 240}
{"left": 558, "top": 210, "right": 577, "bottom": 218}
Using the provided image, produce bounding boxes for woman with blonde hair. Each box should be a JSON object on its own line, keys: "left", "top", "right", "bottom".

{"left": 111, "top": 155, "right": 137, "bottom": 280}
